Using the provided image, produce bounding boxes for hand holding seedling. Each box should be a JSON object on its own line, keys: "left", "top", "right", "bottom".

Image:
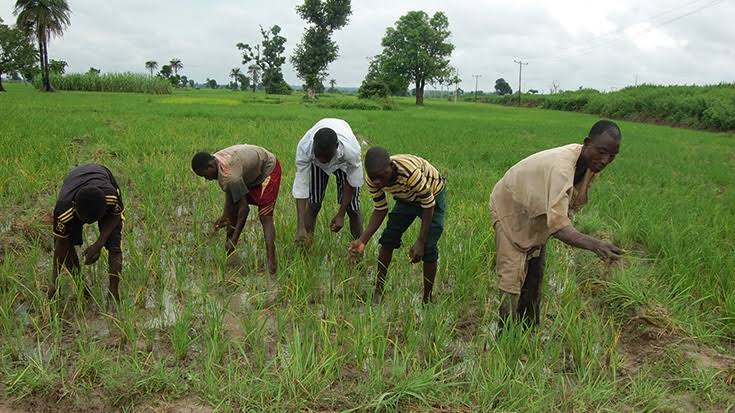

{"left": 348, "top": 239, "right": 365, "bottom": 256}
{"left": 214, "top": 216, "right": 229, "bottom": 231}
{"left": 592, "top": 239, "right": 624, "bottom": 263}
{"left": 330, "top": 213, "right": 344, "bottom": 233}
{"left": 83, "top": 242, "right": 102, "bottom": 265}
{"left": 409, "top": 241, "right": 424, "bottom": 263}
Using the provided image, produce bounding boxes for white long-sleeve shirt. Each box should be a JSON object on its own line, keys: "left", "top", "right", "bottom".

{"left": 292, "top": 118, "right": 364, "bottom": 199}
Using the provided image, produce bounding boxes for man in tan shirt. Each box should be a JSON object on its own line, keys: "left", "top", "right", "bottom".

{"left": 490, "top": 120, "right": 624, "bottom": 329}
{"left": 192, "top": 144, "right": 281, "bottom": 274}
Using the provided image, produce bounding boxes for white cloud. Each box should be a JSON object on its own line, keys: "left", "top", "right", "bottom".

{"left": 1, "top": 0, "right": 733, "bottom": 91}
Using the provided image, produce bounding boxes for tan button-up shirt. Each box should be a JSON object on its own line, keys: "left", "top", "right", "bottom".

{"left": 490, "top": 144, "right": 596, "bottom": 251}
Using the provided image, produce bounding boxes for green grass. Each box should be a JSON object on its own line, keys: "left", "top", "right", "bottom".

{"left": 0, "top": 83, "right": 734, "bottom": 411}
{"left": 32, "top": 72, "right": 173, "bottom": 94}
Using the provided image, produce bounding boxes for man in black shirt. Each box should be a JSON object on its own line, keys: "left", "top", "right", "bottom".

{"left": 51, "top": 164, "right": 125, "bottom": 302}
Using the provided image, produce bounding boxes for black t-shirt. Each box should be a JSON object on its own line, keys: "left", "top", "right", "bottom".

{"left": 53, "top": 164, "right": 125, "bottom": 238}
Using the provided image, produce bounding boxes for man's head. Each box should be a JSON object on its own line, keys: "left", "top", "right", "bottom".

{"left": 191, "top": 151, "right": 218, "bottom": 180}
{"left": 313, "top": 128, "right": 339, "bottom": 163}
{"left": 582, "top": 120, "right": 621, "bottom": 173}
{"left": 365, "top": 146, "right": 394, "bottom": 188}
{"left": 74, "top": 186, "right": 107, "bottom": 223}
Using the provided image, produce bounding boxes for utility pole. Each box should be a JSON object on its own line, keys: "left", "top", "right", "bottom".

{"left": 513, "top": 59, "right": 528, "bottom": 106}
{"left": 472, "top": 74, "right": 481, "bottom": 102}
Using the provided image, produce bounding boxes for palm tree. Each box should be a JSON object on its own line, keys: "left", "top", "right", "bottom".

{"left": 14, "top": 0, "right": 71, "bottom": 92}
{"left": 145, "top": 60, "right": 158, "bottom": 77}
{"left": 246, "top": 64, "right": 260, "bottom": 92}
{"left": 230, "top": 67, "right": 241, "bottom": 90}
{"left": 169, "top": 58, "right": 182, "bottom": 75}
{"left": 329, "top": 78, "right": 337, "bottom": 92}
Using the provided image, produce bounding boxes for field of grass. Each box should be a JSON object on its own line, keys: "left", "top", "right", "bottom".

{"left": 1, "top": 84, "right": 734, "bottom": 412}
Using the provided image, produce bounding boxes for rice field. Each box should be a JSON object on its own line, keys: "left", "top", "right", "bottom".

{"left": 0, "top": 84, "right": 734, "bottom": 412}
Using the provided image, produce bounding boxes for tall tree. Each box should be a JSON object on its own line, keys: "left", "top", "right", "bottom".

{"left": 246, "top": 63, "right": 260, "bottom": 92}
{"left": 237, "top": 25, "right": 290, "bottom": 95}
{"left": 229, "top": 67, "right": 241, "bottom": 89}
{"left": 237, "top": 73, "right": 250, "bottom": 91}
{"left": 328, "top": 78, "right": 336, "bottom": 92}
{"left": 14, "top": 0, "right": 71, "bottom": 92}
{"left": 291, "top": 0, "right": 351, "bottom": 100}
{"left": 145, "top": 60, "right": 158, "bottom": 77}
{"left": 169, "top": 58, "right": 182, "bottom": 75}
{"left": 377, "top": 11, "right": 453, "bottom": 105}
{"left": 0, "top": 18, "right": 37, "bottom": 92}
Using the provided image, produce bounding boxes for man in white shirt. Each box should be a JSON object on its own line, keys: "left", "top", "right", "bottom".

{"left": 293, "top": 118, "right": 364, "bottom": 244}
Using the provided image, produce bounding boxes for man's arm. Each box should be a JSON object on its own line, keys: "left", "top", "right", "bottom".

{"left": 293, "top": 148, "right": 312, "bottom": 238}
{"left": 216, "top": 191, "right": 234, "bottom": 230}
{"left": 409, "top": 205, "right": 435, "bottom": 263}
{"left": 330, "top": 183, "right": 356, "bottom": 232}
{"left": 84, "top": 214, "right": 122, "bottom": 264}
{"left": 53, "top": 236, "right": 71, "bottom": 278}
{"left": 553, "top": 225, "right": 623, "bottom": 261}
{"left": 227, "top": 198, "right": 250, "bottom": 254}
{"left": 357, "top": 208, "right": 387, "bottom": 245}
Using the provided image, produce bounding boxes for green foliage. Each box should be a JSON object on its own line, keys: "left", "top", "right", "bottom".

{"left": 31, "top": 72, "right": 172, "bottom": 94}
{"left": 0, "top": 18, "right": 37, "bottom": 90}
{"left": 477, "top": 84, "right": 735, "bottom": 131}
{"left": 313, "top": 95, "right": 396, "bottom": 110}
{"left": 494, "top": 78, "right": 512, "bottom": 95}
{"left": 357, "top": 79, "right": 389, "bottom": 99}
{"left": 291, "top": 0, "right": 352, "bottom": 97}
{"left": 377, "top": 10, "right": 454, "bottom": 105}
{"left": 358, "top": 54, "right": 408, "bottom": 97}
{"left": 48, "top": 58, "right": 66, "bottom": 74}
{"left": 237, "top": 25, "right": 290, "bottom": 95}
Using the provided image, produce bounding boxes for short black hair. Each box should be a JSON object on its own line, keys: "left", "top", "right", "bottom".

{"left": 74, "top": 186, "right": 106, "bottom": 220}
{"left": 191, "top": 151, "right": 214, "bottom": 172}
{"left": 313, "top": 128, "right": 338, "bottom": 153}
{"left": 365, "top": 146, "right": 391, "bottom": 175}
{"left": 588, "top": 120, "right": 621, "bottom": 142}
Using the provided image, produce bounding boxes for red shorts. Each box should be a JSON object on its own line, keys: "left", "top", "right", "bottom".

{"left": 246, "top": 160, "right": 281, "bottom": 216}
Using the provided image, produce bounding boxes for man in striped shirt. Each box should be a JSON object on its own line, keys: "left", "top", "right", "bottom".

{"left": 51, "top": 164, "right": 125, "bottom": 303}
{"left": 349, "top": 147, "right": 446, "bottom": 304}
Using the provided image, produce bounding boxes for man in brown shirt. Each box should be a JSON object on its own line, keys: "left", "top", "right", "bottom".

{"left": 490, "top": 120, "right": 624, "bottom": 329}
{"left": 192, "top": 144, "right": 281, "bottom": 274}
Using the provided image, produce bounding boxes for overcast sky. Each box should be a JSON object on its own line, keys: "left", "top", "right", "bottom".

{"left": 2, "top": 0, "right": 733, "bottom": 92}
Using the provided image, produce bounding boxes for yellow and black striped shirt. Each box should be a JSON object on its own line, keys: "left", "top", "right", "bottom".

{"left": 366, "top": 154, "right": 444, "bottom": 211}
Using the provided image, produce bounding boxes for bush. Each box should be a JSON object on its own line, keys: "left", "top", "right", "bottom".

{"left": 357, "top": 80, "right": 390, "bottom": 99}
{"left": 313, "top": 96, "right": 396, "bottom": 111}
{"left": 265, "top": 80, "right": 292, "bottom": 95}
{"left": 33, "top": 72, "right": 172, "bottom": 94}
{"left": 477, "top": 84, "right": 735, "bottom": 132}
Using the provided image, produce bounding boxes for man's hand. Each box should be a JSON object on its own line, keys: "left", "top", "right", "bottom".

{"left": 409, "top": 241, "right": 424, "bottom": 263}
{"left": 330, "top": 213, "right": 345, "bottom": 233}
{"left": 348, "top": 239, "right": 365, "bottom": 265}
{"left": 83, "top": 242, "right": 103, "bottom": 265}
{"left": 348, "top": 239, "right": 365, "bottom": 255}
{"left": 214, "top": 216, "right": 229, "bottom": 231}
{"left": 592, "top": 240, "right": 624, "bottom": 262}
